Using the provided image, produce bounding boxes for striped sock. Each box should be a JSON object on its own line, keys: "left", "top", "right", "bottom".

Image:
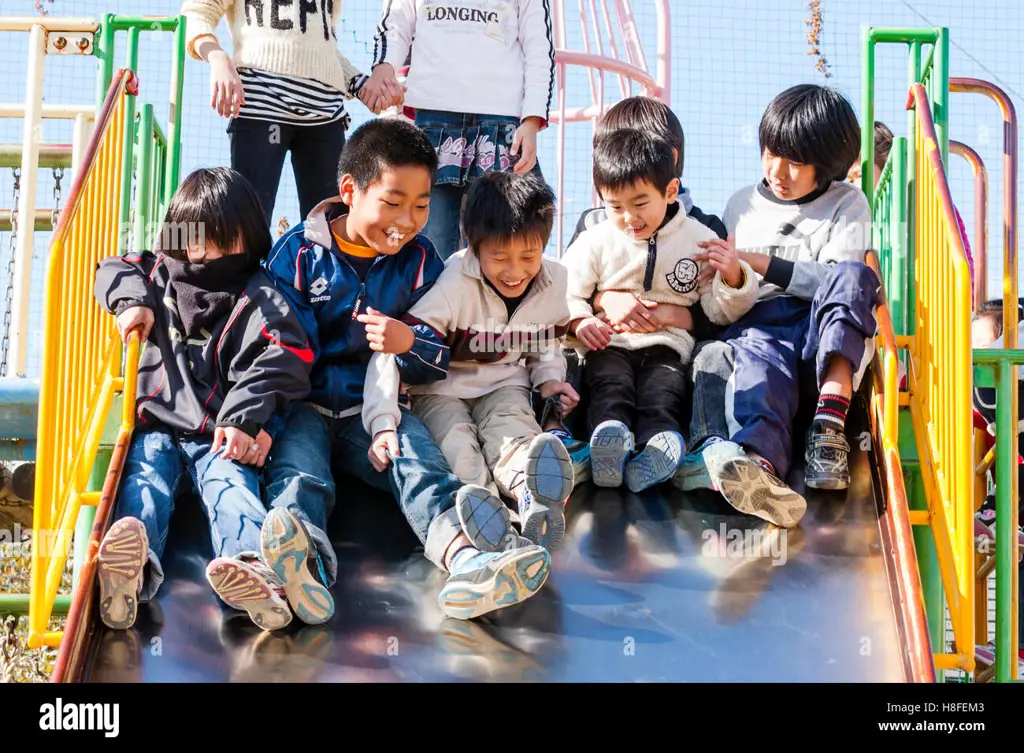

{"left": 814, "top": 393, "right": 850, "bottom": 432}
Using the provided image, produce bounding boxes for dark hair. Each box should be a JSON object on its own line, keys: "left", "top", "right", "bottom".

{"left": 759, "top": 84, "right": 861, "bottom": 189}
{"left": 337, "top": 117, "right": 439, "bottom": 191}
{"left": 595, "top": 96, "right": 684, "bottom": 177}
{"left": 874, "top": 121, "right": 894, "bottom": 171}
{"left": 593, "top": 128, "right": 677, "bottom": 197}
{"left": 974, "top": 298, "right": 1024, "bottom": 340}
{"left": 462, "top": 171, "right": 556, "bottom": 252}
{"left": 155, "top": 166, "right": 270, "bottom": 264}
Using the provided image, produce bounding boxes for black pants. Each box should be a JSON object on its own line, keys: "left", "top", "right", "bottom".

{"left": 227, "top": 116, "right": 348, "bottom": 226}
{"left": 582, "top": 345, "right": 687, "bottom": 448}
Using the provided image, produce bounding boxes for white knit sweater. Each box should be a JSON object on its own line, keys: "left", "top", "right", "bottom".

{"left": 181, "top": 0, "right": 365, "bottom": 96}
{"left": 561, "top": 208, "right": 759, "bottom": 363}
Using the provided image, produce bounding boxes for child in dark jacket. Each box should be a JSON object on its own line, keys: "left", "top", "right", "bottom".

{"left": 262, "top": 118, "right": 552, "bottom": 622}
{"left": 93, "top": 167, "right": 318, "bottom": 633}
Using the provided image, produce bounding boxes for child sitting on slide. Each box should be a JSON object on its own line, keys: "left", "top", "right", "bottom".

{"left": 364, "top": 171, "right": 581, "bottom": 551}
{"left": 93, "top": 167, "right": 317, "bottom": 632}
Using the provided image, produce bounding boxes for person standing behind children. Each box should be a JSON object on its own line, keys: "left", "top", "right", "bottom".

{"left": 678, "top": 84, "right": 880, "bottom": 529}
{"left": 92, "top": 167, "right": 320, "bottom": 633}
{"left": 181, "top": 0, "right": 404, "bottom": 225}
{"left": 363, "top": 0, "right": 556, "bottom": 259}
{"left": 561, "top": 129, "right": 759, "bottom": 492}
{"left": 262, "top": 118, "right": 553, "bottom": 623}
{"left": 364, "top": 171, "right": 580, "bottom": 551}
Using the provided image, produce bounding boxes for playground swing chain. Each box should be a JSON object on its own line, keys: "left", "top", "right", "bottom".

{"left": 0, "top": 165, "right": 62, "bottom": 378}
{"left": 0, "top": 615, "right": 52, "bottom": 683}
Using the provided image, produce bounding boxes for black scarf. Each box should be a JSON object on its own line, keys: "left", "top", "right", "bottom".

{"left": 162, "top": 254, "right": 259, "bottom": 339}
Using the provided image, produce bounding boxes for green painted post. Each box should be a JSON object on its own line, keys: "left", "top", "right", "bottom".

{"left": 0, "top": 594, "right": 71, "bottom": 617}
{"left": 861, "top": 26, "right": 876, "bottom": 210}
{"left": 117, "top": 26, "right": 140, "bottom": 253}
{"left": 94, "top": 14, "right": 115, "bottom": 113}
{"left": 891, "top": 137, "right": 908, "bottom": 335}
{"left": 72, "top": 448, "right": 111, "bottom": 595}
{"left": 133, "top": 105, "right": 154, "bottom": 254}
{"left": 994, "top": 357, "right": 1018, "bottom": 682}
{"left": 906, "top": 41, "right": 921, "bottom": 336}
{"left": 165, "top": 16, "right": 187, "bottom": 197}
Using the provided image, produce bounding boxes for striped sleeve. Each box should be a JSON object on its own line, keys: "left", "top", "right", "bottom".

{"left": 519, "top": 0, "right": 556, "bottom": 125}
{"left": 236, "top": 69, "right": 348, "bottom": 124}
{"left": 371, "top": 0, "right": 416, "bottom": 72}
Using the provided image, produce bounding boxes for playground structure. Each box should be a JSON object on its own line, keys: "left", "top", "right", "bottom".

{"left": 0, "top": 3, "right": 1018, "bottom": 683}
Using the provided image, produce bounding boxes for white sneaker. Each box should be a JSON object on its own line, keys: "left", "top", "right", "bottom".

{"left": 704, "top": 441, "right": 807, "bottom": 528}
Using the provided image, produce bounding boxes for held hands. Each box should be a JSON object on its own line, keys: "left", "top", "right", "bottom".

{"left": 357, "top": 307, "right": 415, "bottom": 354}
{"left": 573, "top": 316, "right": 614, "bottom": 350}
{"left": 212, "top": 427, "right": 272, "bottom": 467}
{"left": 115, "top": 306, "right": 154, "bottom": 343}
{"left": 538, "top": 380, "right": 580, "bottom": 416}
{"left": 358, "top": 64, "right": 406, "bottom": 114}
{"left": 695, "top": 234, "right": 744, "bottom": 287}
{"left": 369, "top": 430, "right": 400, "bottom": 472}
{"left": 592, "top": 291, "right": 694, "bottom": 333}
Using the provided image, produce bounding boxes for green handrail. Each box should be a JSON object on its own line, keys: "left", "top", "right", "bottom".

{"left": 972, "top": 349, "right": 1023, "bottom": 684}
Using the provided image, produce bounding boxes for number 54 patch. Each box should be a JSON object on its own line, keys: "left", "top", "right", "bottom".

{"left": 666, "top": 258, "right": 699, "bottom": 294}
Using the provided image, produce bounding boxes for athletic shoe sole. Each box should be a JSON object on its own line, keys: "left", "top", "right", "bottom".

{"left": 261, "top": 508, "right": 335, "bottom": 625}
{"left": 522, "top": 434, "right": 573, "bottom": 549}
{"left": 625, "top": 432, "right": 685, "bottom": 492}
{"left": 589, "top": 421, "right": 633, "bottom": 487}
{"left": 205, "top": 558, "right": 293, "bottom": 631}
{"left": 456, "top": 485, "right": 513, "bottom": 552}
{"left": 97, "top": 517, "right": 148, "bottom": 630}
{"left": 804, "top": 461, "right": 851, "bottom": 490}
{"left": 438, "top": 547, "right": 551, "bottom": 620}
{"left": 714, "top": 457, "right": 807, "bottom": 528}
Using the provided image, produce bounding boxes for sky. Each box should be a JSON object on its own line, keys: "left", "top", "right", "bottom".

{"left": 1, "top": 0, "right": 1022, "bottom": 377}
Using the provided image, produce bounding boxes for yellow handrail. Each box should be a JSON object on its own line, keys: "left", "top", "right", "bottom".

{"left": 905, "top": 81, "right": 975, "bottom": 671}
{"left": 27, "top": 69, "right": 138, "bottom": 649}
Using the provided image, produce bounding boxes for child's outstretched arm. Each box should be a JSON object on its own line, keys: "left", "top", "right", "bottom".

{"left": 525, "top": 263, "right": 578, "bottom": 414}
{"left": 694, "top": 237, "right": 759, "bottom": 325}
{"left": 363, "top": 352, "right": 402, "bottom": 472}
{"left": 511, "top": 0, "right": 556, "bottom": 173}
{"left": 263, "top": 233, "right": 321, "bottom": 359}
{"left": 215, "top": 283, "right": 315, "bottom": 464}
{"left": 94, "top": 251, "right": 159, "bottom": 342}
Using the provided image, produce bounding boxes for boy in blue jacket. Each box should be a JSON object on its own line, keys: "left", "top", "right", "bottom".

{"left": 261, "top": 118, "right": 552, "bottom": 622}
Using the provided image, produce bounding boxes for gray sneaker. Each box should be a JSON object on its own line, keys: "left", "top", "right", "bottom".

{"left": 804, "top": 426, "right": 851, "bottom": 490}
{"left": 703, "top": 441, "right": 807, "bottom": 528}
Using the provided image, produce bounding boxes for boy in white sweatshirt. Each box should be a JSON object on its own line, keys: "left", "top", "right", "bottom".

{"left": 561, "top": 129, "right": 759, "bottom": 493}
{"left": 363, "top": 0, "right": 556, "bottom": 260}
{"left": 363, "top": 171, "right": 580, "bottom": 552}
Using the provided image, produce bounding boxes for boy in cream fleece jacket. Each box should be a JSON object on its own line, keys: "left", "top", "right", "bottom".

{"left": 364, "top": 172, "right": 580, "bottom": 551}
{"left": 561, "top": 129, "right": 758, "bottom": 492}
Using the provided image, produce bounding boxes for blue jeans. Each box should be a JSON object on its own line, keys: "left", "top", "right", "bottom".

{"left": 689, "top": 261, "right": 880, "bottom": 478}
{"left": 114, "top": 428, "right": 269, "bottom": 602}
{"left": 263, "top": 403, "right": 465, "bottom": 570}
{"left": 414, "top": 109, "right": 544, "bottom": 260}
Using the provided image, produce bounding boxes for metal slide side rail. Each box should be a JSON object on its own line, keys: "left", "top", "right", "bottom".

{"left": 864, "top": 248, "right": 936, "bottom": 683}
{"left": 904, "top": 81, "right": 975, "bottom": 672}
{"left": 27, "top": 69, "right": 137, "bottom": 650}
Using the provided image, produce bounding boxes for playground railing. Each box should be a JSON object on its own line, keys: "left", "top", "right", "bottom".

{"left": 28, "top": 68, "right": 136, "bottom": 649}
{"left": 904, "top": 80, "right": 975, "bottom": 672}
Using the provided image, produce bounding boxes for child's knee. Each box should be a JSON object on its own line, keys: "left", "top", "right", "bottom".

{"left": 823, "top": 260, "right": 881, "bottom": 306}
{"left": 692, "top": 341, "right": 734, "bottom": 378}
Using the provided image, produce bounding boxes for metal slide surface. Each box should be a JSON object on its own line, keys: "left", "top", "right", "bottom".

{"left": 74, "top": 408, "right": 908, "bottom": 683}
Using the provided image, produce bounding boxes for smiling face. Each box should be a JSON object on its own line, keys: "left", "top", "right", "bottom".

{"left": 477, "top": 233, "right": 544, "bottom": 298}
{"left": 337, "top": 165, "right": 432, "bottom": 254}
{"left": 600, "top": 177, "right": 679, "bottom": 241}
{"left": 762, "top": 148, "right": 819, "bottom": 201}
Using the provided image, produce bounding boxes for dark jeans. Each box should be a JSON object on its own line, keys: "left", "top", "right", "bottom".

{"left": 227, "top": 116, "right": 347, "bottom": 226}
{"left": 582, "top": 345, "right": 687, "bottom": 447}
{"left": 689, "top": 261, "right": 880, "bottom": 479}
{"left": 262, "top": 403, "right": 465, "bottom": 570}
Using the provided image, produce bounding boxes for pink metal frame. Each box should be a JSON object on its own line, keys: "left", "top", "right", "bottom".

{"left": 548, "top": 0, "right": 672, "bottom": 256}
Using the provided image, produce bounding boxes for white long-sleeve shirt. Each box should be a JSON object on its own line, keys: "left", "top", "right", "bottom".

{"left": 371, "top": 0, "right": 556, "bottom": 123}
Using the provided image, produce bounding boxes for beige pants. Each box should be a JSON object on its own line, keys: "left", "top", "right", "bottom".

{"left": 410, "top": 385, "right": 541, "bottom": 503}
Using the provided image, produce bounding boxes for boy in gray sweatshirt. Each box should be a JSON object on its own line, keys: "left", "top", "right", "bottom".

{"left": 674, "top": 84, "right": 881, "bottom": 528}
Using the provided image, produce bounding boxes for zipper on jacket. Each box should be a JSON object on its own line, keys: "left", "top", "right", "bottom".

{"left": 351, "top": 284, "right": 365, "bottom": 321}
{"left": 642, "top": 233, "right": 658, "bottom": 291}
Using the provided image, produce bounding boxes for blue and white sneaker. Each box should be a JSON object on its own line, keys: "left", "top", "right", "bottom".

{"left": 699, "top": 441, "right": 806, "bottom": 528}
{"left": 456, "top": 485, "right": 516, "bottom": 552}
{"left": 589, "top": 420, "right": 634, "bottom": 487}
{"left": 672, "top": 449, "right": 714, "bottom": 492}
{"left": 624, "top": 430, "right": 685, "bottom": 492}
{"left": 547, "top": 427, "right": 591, "bottom": 486}
{"left": 520, "top": 433, "right": 573, "bottom": 549}
{"left": 261, "top": 508, "right": 335, "bottom": 625}
{"left": 438, "top": 545, "right": 551, "bottom": 620}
